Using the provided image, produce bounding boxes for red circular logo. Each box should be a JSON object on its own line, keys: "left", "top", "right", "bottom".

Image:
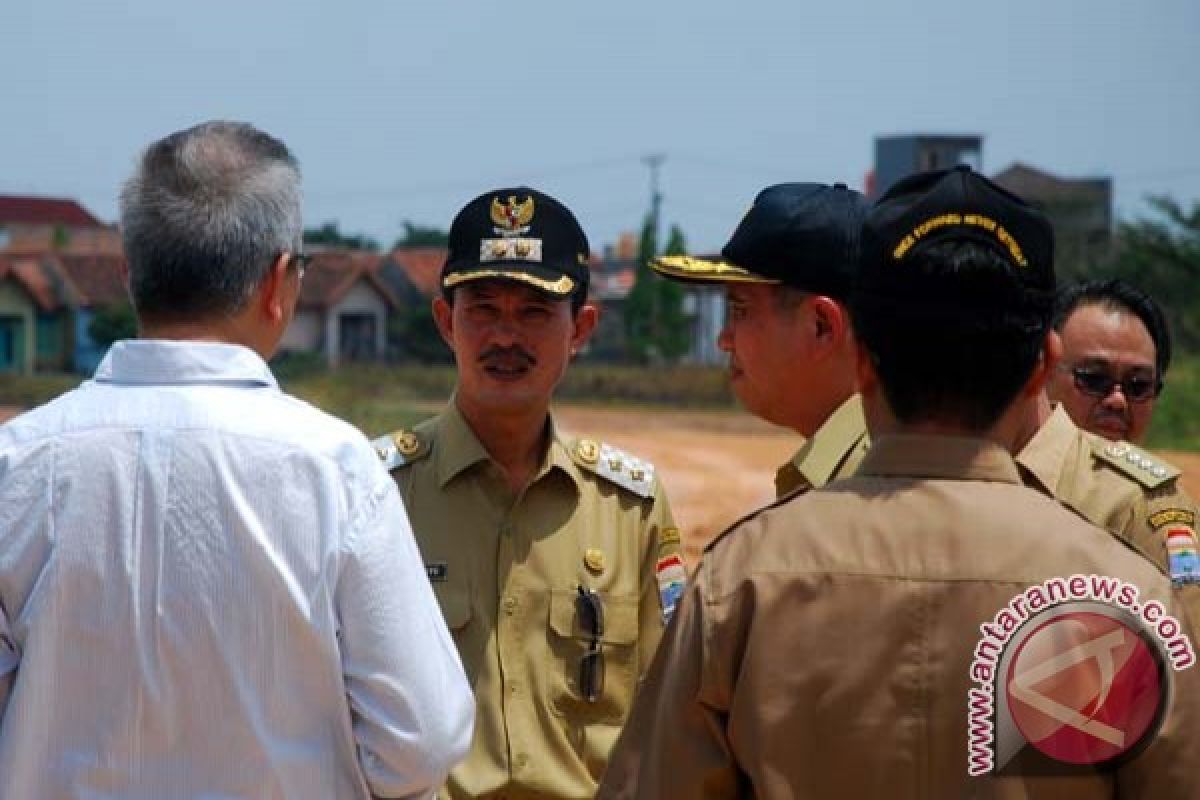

{"left": 1005, "top": 611, "right": 1165, "bottom": 765}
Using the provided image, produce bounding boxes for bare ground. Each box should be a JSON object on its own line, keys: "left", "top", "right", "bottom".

{"left": 7, "top": 403, "right": 1198, "bottom": 570}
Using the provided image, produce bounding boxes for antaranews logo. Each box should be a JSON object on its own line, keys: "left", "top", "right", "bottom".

{"left": 966, "top": 574, "right": 1195, "bottom": 776}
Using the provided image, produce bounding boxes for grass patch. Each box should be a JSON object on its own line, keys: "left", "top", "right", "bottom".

{"left": 1146, "top": 354, "right": 1200, "bottom": 451}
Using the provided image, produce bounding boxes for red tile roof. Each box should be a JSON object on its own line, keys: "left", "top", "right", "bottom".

{"left": 52, "top": 253, "right": 128, "bottom": 307}
{"left": 0, "top": 196, "right": 103, "bottom": 227}
{"left": 299, "top": 250, "right": 397, "bottom": 311}
{"left": 388, "top": 247, "right": 447, "bottom": 295}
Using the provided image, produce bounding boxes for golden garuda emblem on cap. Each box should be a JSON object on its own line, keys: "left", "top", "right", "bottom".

{"left": 491, "top": 195, "right": 535, "bottom": 236}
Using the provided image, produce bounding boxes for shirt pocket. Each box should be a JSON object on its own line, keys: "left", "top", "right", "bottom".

{"left": 546, "top": 588, "right": 639, "bottom": 724}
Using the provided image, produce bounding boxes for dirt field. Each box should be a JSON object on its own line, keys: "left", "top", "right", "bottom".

{"left": 6, "top": 403, "right": 1200, "bottom": 568}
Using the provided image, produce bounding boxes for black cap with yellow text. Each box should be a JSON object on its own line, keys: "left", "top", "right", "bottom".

{"left": 442, "top": 187, "right": 590, "bottom": 299}
{"left": 652, "top": 182, "right": 867, "bottom": 299}
{"left": 859, "top": 165, "right": 1055, "bottom": 301}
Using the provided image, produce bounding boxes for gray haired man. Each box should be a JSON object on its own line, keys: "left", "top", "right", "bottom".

{"left": 0, "top": 121, "right": 473, "bottom": 798}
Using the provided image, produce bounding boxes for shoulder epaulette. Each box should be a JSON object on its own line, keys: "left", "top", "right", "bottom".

{"left": 570, "top": 437, "right": 655, "bottom": 499}
{"left": 371, "top": 429, "right": 431, "bottom": 471}
{"left": 1092, "top": 439, "right": 1179, "bottom": 490}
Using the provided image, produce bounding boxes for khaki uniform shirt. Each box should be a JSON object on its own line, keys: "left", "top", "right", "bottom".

{"left": 773, "top": 394, "right": 870, "bottom": 498}
{"left": 374, "top": 404, "right": 680, "bottom": 800}
{"left": 599, "top": 435, "right": 1198, "bottom": 799}
{"left": 1017, "top": 404, "right": 1200, "bottom": 636}
{"left": 1017, "top": 405, "right": 1197, "bottom": 575}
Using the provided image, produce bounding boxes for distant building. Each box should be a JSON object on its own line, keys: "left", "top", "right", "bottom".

{"left": 991, "top": 162, "right": 1113, "bottom": 268}
{"left": 871, "top": 135, "right": 983, "bottom": 199}
{"left": 0, "top": 251, "right": 126, "bottom": 375}
{"left": 0, "top": 195, "right": 119, "bottom": 255}
{"left": 280, "top": 250, "right": 397, "bottom": 366}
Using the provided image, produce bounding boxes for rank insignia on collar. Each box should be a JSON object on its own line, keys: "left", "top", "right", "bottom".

{"left": 394, "top": 431, "right": 421, "bottom": 456}
{"left": 490, "top": 195, "right": 535, "bottom": 236}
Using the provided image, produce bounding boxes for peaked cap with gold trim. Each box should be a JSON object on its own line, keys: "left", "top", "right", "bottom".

{"left": 441, "top": 186, "right": 590, "bottom": 299}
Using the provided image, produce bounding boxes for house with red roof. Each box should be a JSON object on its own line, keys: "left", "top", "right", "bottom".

{"left": 279, "top": 250, "right": 399, "bottom": 366}
{"left": 0, "top": 195, "right": 119, "bottom": 255}
{"left": 0, "top": 250, "right": 126, "bottom": 374}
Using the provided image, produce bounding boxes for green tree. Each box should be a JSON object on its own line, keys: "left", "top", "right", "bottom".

{"left": 387, "top": 302, "right": 453, "bottom": 364}
{"left": 623, "top": 217, "right": 690, "bottom": 363}
{"left": 394, "top": 221, "right": 449, "bottom": 248}
{"left": 87, "top": 302, "right": 137, "bottom": 346}
{"left": 1107, "top": 196, "right": 1200, "bottom": 349}
{"left": 303, "top": 221, "right": 380, "bottom": 251}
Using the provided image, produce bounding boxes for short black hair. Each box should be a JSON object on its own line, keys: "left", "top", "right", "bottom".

{"left": 851, "top": 240, "right": 1054, "bottom": 431}
{"left": 1054, "top": 279, "right": 1171, "bottom": 378}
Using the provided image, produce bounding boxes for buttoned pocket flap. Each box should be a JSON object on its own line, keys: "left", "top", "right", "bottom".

{"left": 548, "top": 589, "right": 638, "bottom": 645}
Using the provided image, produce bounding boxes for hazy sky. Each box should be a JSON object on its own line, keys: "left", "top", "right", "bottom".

{"left": 4, "top": 0, "right": 1197, "bottom": 253}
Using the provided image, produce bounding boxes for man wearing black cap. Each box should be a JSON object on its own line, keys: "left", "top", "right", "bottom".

{"left": 654, "top": 182, "right": 868, "bottom": 499}
{"left": 598, "top": 167, "right": 1197, "bottom": 798}
{"left": 372, "top": 188, "right": 681, "bottom": 800}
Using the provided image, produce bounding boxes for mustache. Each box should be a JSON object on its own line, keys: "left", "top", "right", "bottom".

{"left": 479, "top": 346, "right": 536, "bottom": 368}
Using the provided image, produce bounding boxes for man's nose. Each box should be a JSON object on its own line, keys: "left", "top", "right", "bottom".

{"left": 1099, "top": 384, "right": 1130, "bottom": 413}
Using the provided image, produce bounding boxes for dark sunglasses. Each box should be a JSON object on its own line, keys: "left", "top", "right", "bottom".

{"left": 576, "top": 586, "right": 605, "bottom": 703}
{"left": 1063, "top": 365, "right": 1161, "bottom": 403}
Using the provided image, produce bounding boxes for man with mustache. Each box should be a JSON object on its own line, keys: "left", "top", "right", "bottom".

{"left": 1046, "top": 278, "right": 1171, "bottom": 445}
{"left": 372, "top": 187, "right": 681, "bottom": 800}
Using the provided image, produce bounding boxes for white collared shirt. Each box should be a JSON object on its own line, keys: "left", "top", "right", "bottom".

{"left": 0, "top": 340, "right": 473, "bottom": 799}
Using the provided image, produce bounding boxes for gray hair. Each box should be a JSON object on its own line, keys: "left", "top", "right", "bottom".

{"left": 119, "top": 120, "right": 302, "bottom": 320}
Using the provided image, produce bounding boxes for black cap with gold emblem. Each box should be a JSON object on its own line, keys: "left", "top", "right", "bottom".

{"left": 651, "top": 182, "right": 867, "bottom": 300}
{"left": 441, "top": 187, "right": 591, "bottom": 299}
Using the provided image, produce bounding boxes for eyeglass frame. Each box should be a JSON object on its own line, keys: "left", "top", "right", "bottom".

{"left": 575, "top": 585, "right": 605, "bottom": 703}
{"left": 285, "top": 250, "right": 312, "bottom": 281}
{"left": 1058, "top": 363, "right": 1162, "bottom": 403}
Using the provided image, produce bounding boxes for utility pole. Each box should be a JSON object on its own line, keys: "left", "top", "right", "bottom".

{"left": 642, "top": 152, "right": 666, "bottom": 246}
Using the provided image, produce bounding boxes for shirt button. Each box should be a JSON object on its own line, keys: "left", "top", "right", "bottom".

{"left": 509, "top": 681, "right": 519, "bottom": 695}
{"left": 515, "top": 753, "right": 529, "bottom": 769}
{"left": 502, "top": 596, "right": 518, "bottom": 614}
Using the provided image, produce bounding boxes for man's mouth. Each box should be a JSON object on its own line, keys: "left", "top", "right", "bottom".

{"left": 1091, "top": 413, "right": 1129, "bottom": 438}
{"left": 480, "top": 349, "right": 535, "bottom": 380}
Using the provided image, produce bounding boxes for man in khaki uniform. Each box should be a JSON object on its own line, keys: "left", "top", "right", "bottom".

{"left": 373, "top": 187, "right": 681, "bottom": 800}
{"left": 598, "top": 167, "right": 1198, "bottom": 798}
{"left": 655, "top": 189, "right": 1197, "bottom": 590}
{"left": 652, "top": 182, "right": 869, "bottom": 499}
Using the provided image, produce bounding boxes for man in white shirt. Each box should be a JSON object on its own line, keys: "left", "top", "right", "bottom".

{"left": 0, "top": 120, "right": 473, "bottom": 799}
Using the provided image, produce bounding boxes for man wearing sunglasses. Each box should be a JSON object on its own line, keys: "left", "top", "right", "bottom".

{"left": 373, "top": 188, "right": 681, "bottom": 800}
{"left": 652, "top": 182, "right": 869, "bottom": 502}
{"left": 599, "top": 167, "right": 1199, "bottom": 798}
{"left": 0, "top": 122, "right": 473, "bottom": 798}
{"left": 1046, "top": 278, "right": 1171, "bottom": 444}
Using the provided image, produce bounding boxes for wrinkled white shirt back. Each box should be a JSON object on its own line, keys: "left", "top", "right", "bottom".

{"left": 0, "top": 340, "right": 473, "bottom": 799}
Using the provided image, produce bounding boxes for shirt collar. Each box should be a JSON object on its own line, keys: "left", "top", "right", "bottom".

{"left": 1013, "top": 404, "right": 1077, "bottom": 494}
{"left": 791, "top": 394, "right": 869, "bottom": 488}
{"left": 93, "top": 340, "right": 278, "bottom": 388}
{"left": 435, "top": 401, "right": 578, "bottom": 492}
{"left": 857, "top": 434, "right": 1022, "bottom": 484}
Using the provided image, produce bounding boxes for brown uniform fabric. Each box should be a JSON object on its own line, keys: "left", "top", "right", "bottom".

{"left": 598, "top": 434, "right": 1198, "bottom": 799}
{"left": 1017, "top": 405, "right": 1200, "bottom": 631}
{"left": 773, "top": 394, "right": 869, "bottom": 498}
{"left": 1017, "top": 405, "right": 1195, "bottom": 572}
{"left": 385, "top": 403, "right": 679, "bottom": 800}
